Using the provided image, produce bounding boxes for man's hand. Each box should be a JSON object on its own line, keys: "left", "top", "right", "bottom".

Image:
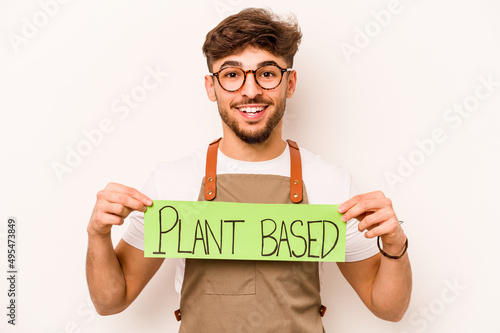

{"left": 338, "top": 190, "right": 406, "bottom": 255}
{"left": 337, "top": 191, "right": 411, "bottom": 321}
{"left": 88, "top": 182, "right": 152, "bottom": 236}
{"left": 86, "top": 182, "right": 160, "bottom": 315}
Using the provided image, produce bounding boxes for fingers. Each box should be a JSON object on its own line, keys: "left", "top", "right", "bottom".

{"left": 338, "top": 190, "right": 400, "bottom": 239}
{"left": 101, "top": 202, "right": 134, "bottom": 219}
{"left": 364, "top": 223, "right": 392, "bottom": 239}
{"left": 340, "top": 196, "right": 392, "bottom": 223}
{"left": 97, "top": 190, "right": 148, "bottom": 214}
{"left": 105, "top": 182, "right": 153, "bottom": 207}
{"left": 338, "top": 190, "right": 386, "bottom": 215}
{"left": 88, "top": 207, "right": 124, "bottom": 236}
{"left": 88, "top": 182, "right": 152, "bottom": 236}
{"left": 93, "top": 208, "right": 125, "bottom": 227}
{"left": 359, "top": 210, "right": 398, "bottom": 238}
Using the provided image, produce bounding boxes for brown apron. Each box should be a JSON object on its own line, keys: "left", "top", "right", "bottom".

{"left": 178, "top": 138, "right": 324, "bottom": 333}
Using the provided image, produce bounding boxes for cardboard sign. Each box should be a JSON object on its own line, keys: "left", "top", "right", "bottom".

{"left": 144, "top": 200, "right": 346, "bottom": 262}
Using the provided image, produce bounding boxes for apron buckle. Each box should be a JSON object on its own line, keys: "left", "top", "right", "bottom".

{"left": 320, "top": 305, "right": 327, "bottom": 317}
{"left": 174, "top": 309, "right": 181, "bottom": 321}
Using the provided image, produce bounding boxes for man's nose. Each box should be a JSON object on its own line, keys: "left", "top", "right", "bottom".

{"left": 239, "top": 72, "right": 262, "bottom": 99}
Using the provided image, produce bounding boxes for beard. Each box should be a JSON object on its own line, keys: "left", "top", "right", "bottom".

{"left": 216, "top": 95, "right": 286, "bottom": 144}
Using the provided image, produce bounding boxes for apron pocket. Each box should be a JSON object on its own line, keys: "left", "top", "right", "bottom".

{"left": 204, "top": 260, "right": 256, "bottom": 295}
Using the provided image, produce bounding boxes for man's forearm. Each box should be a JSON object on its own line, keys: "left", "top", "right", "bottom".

{"left": 86, "top": 231, "right": 127, "bottom": 315}
{"left": 370, "top": 249, "right": 412, "bottom": 322}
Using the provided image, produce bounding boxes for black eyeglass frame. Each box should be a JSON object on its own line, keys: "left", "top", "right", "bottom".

{"left": 210, "top": 64, "right": 293, "bottom": 92}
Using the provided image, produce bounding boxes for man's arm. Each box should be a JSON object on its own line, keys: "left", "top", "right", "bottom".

{"left": 86, "top": 182, "right": 164, "bottom": 315}
{"left": 336, "top": 191, "right": 412, "bottom": 322}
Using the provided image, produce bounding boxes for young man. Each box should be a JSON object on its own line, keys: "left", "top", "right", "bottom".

{"left": 86, "top": 8, "right": 411, "bottom": 332}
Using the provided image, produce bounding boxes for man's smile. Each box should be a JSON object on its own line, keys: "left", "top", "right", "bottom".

{"left": 235, "top": 104, "right": 269, "bottom": 120}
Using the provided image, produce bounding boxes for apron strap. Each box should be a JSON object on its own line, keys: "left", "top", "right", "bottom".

{"left": 204, "top": 137, "right": 221, "bottom": 201}
{"left": 286, "top": 139, "right": 303, "bottom": 203}
{"left": 204, "top": 138, "right": 303, "bottom": 203}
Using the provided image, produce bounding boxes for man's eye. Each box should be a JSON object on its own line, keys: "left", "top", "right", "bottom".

{"left": 224, "top": 71, "right": 240, "bottom": 79}
{"left": 261, "top": 71, "right": 276, "bottom": 78}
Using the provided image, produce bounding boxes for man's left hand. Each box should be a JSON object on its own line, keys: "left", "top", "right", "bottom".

{"left": 338, "top": 191, "right": 407, "bottom": 254}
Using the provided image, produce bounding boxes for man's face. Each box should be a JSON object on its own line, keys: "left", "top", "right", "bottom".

{"left": 205, "top": 48, "right": 297, "bottom": 144}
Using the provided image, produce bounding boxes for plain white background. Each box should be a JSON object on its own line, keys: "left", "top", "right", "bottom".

{"left": 1, "top": 0, "right": 499, "bottom": 332}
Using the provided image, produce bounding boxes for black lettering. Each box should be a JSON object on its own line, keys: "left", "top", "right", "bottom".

{"left": 224, "top": 220, "right": 245, "bottom": 254}
{"left": 205, "top": 219, "right": 223, "bottom": 254}
{"left": 192, "top": 220, "right": 207, "bottom": 254}
{"left": 177, "top": 219, "right": 192, "bottom": 254}
{"left": 153, "top": 206, "right": 178, "bottom": 254}
{"left": 290, "top": 220, "right": 306, "bottom": 258}
{"left": 277, "top": 221, "right": 292, "bottom": 257}
{"left": 322, "top": 220, "right": 340, "bottom": 258}
{"left": 307, "top": 220, "right": 321, "bottom": 258}
{"left": 261, "top": 218, "right": 278, "bottom": 256}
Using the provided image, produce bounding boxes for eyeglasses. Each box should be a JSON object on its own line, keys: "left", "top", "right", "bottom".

{"left": 211, "top": 64, "right": 292, "bottom": 92}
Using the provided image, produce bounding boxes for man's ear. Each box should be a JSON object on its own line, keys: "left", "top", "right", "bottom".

{"left": 286, "top": 70, "right": 297, "bottom": 98}
{"left": 205, "top": 75, "right": 217, "bottom": 102}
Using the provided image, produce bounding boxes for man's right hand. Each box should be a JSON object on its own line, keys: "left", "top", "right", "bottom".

{"left": 86, "top": 182, "right": 159, "bottom": 315}
{"left": 87, "top": 182, "right": 153, "bottom": 236}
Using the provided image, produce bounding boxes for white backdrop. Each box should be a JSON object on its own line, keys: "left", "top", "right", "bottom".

{"left": 1, "top": 0, "right": 499, "bottom": 332}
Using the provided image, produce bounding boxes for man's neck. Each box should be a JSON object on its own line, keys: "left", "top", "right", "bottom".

{"left": 218, "top": 131, "right": 287, "bottom": 162}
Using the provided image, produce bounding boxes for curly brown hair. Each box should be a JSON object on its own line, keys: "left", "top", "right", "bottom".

{"left": 202, "top": 8, "right": 302, "bottom": 71}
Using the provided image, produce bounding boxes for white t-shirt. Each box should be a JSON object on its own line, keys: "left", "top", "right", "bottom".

{"left": 123, "top": 144, "right": 379, "bottom": 294}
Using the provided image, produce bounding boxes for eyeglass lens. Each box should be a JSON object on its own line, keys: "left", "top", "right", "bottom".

{"left": 218, "top": 65, "right": 284, "bottom": 91}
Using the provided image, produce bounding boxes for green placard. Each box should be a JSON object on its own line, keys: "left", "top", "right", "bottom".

{"left": 144, "top": 200, "right": 346, "bottom": 262}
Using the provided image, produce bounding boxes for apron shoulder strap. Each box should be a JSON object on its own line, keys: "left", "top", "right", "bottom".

{"left": 204, "top": 137, "right": 221, "bottom": 200}
{"left": 286, "top": 139, "right": 303, "bottom": 203}
{"left": 204, "top": 138, "right": 303, "bottom": 203}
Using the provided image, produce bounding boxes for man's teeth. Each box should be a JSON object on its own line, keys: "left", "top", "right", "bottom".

{"left": 239, "top": 106, "right": 266, "bottom": 114}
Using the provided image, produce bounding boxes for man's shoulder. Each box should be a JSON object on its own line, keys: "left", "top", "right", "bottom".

{"left": 299, "top": 145, "right": 350, "bottom": 179}
{"left": 298, "top": 145, "right": 352, "bottom": 203}
{"left": 145, "top": 148, "right": 206, "bottom": 200}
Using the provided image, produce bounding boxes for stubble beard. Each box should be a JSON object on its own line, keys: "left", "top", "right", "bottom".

{"left": 217, "top": 96, "right": 286, "bottom": 145}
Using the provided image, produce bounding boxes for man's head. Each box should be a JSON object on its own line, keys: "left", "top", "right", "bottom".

{"left": 202, "top": 8, "right": 302, "bottom": 72}
{"left": 203, "top": 8, "right": 302, "bottom": 145}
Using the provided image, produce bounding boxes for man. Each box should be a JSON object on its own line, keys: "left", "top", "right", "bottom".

{"left": 86, "top": 8, "right": 411, "bottom": 332}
